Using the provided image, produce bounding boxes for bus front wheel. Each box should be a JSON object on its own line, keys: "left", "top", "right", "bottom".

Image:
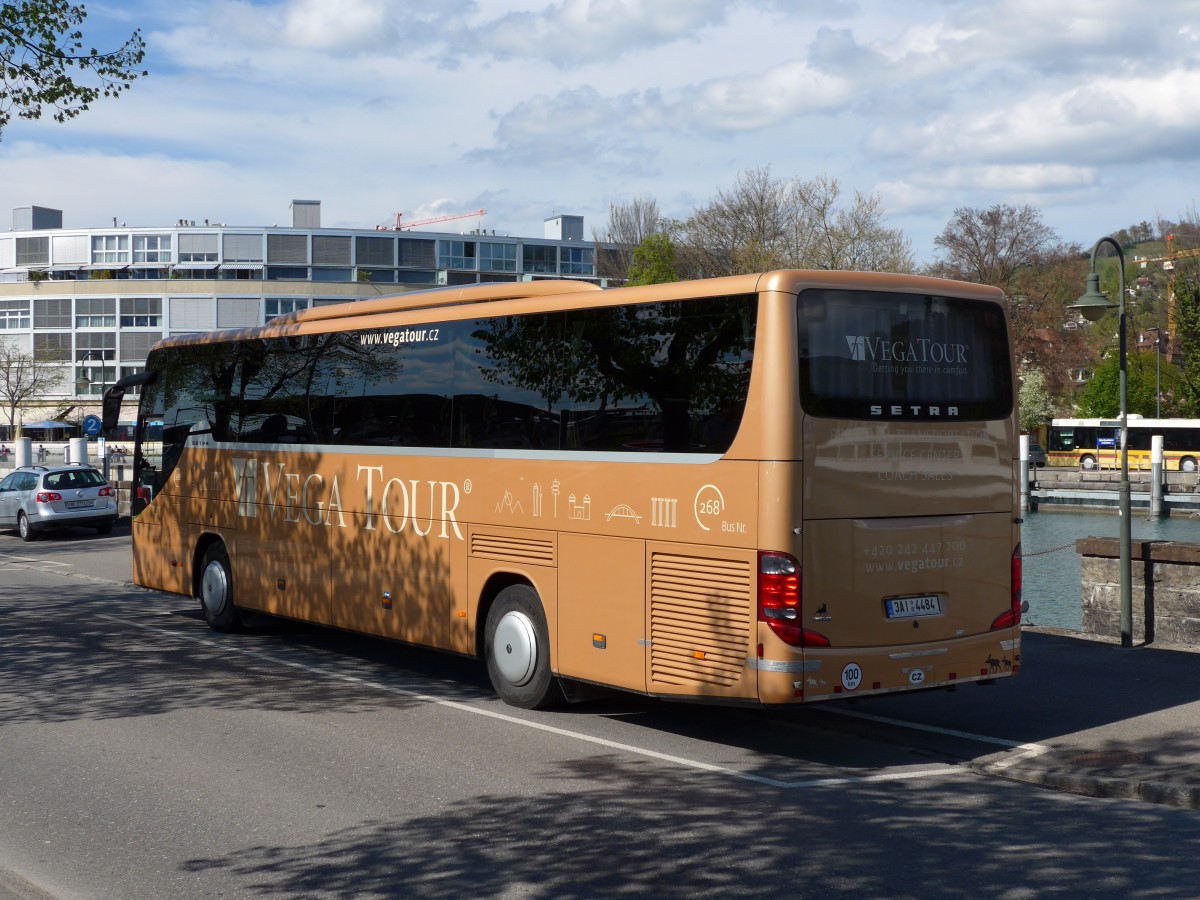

{"left": 1080, "top": 455, "right": 1097, "bottom": 472}
{"left": 485, "top": 585, "right": 560, "bottom": 709}
{"left": 199, "top": 543, "right": 240, "bottom": 632}
{"left": 1182, "top": 457, "right": 1198, "bottom": 473}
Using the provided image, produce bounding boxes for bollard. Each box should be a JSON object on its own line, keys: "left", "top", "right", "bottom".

{"left": 1151, "top": 434, "right": 1164, "bottom": 517}
{"left": 69, "top": 437, "right": 89, "bottom": 467}
{"left": 1019, "top": 434, "right": 1031, "bottom": 512}
{"left": 15, "top": 436, "right": 31, "bottom": 468}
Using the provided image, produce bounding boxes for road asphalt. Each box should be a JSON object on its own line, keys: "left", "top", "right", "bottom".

{"left": 938, "top": 626, "right": 1200, "bottom": 810}
{"left": 0, "top": 626, "right": 1197, "bottom": 897}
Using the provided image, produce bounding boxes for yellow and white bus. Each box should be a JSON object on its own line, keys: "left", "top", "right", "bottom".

{"left": 1047, "top": 416, "right": 1200, "bottom": 472}
{"left": 103, "top": 270, "right": 1022, "bottom": 708}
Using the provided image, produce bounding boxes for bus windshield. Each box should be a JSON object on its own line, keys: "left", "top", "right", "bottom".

{"left": 798, "top": 289, "right": 1013, "bottom": 421}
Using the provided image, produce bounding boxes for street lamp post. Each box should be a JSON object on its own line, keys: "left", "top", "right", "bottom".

{"left": 75, "top": 350, "right": 107, "bottom": 396}
{"left": 1149, "top": 326, "right": 1162, "bottom": 419}
{"left": 1070, "top": 237, "right": 1133, "bottom": 647}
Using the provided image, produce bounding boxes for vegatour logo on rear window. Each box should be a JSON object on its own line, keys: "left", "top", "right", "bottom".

{"left": 846, "top": 335, "right": 969, "bottom": 365}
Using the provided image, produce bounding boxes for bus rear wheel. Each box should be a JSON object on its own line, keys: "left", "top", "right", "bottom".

{"left": 1080, "top": 455, "right": 1097, "bottom": 472}
{"left": 1182, "top": 456, "right": 1198, "bottom": 473}
{"left": 199, "top": 543, "right": 240, "bottom": 632}
{"left": 485, "top": 585, "right": 560, "bottom": 709}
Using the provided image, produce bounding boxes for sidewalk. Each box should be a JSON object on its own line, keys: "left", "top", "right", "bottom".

{"left": 868, "top": 627, "right": 1200, "bottom": 809}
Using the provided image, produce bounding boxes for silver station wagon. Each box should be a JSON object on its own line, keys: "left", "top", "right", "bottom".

{"left": 0, "top": 464, "right": 119, "bottom": 541}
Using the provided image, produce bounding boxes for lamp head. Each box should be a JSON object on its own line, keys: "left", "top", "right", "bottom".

{"left": 1070, "top": 271, "right": 1116, "bottom": 322}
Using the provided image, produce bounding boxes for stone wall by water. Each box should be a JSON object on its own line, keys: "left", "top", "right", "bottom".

{"left": 1076, "top": 537, "right": 1200, "bottom": 645}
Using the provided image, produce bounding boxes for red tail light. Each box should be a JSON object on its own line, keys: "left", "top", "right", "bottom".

{"left": 991, "top": 542, "right": 1023, "bottom": 630}
{"left": 35, "top": 491, "right": 62, "bottom": 503}
{"left": 757, "top": 551, "right": 830, "bottom": 647}
{"left": 136, "top": 486, "right": 151, "bottom": 502}
{"left": 98, "top": 486, "right": 115, "bottom": 497}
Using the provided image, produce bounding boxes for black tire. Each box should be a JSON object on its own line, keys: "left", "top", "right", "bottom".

{"left": 1181, "top": 456, "right": 1198, "bottom": 474}
{"left": 96, "top": 522, "right": 114, "bottom": 535}
{"left": 1080, "top": 455, "right": 1097, "bottom": 472}
{"left": 17, "top": 512, "right": 36, "bottom": 542}
{"left": 484, "top": 584, "right": 560, "bottom": 709}
{"left": 199, "top": 543, "right": 240, "bottom": 632}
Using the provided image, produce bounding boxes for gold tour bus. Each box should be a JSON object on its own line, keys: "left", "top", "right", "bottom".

{"left": 103, "top": 270, "right": 1022, "bottom": 709}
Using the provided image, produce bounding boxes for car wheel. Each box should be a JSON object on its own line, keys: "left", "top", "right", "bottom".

{"left": 199, "top": 543, "right": 240, "bottom": 632}
{"left": 484, "top": 584, "right": 561, "bottom": 709}
{"left": 17, "top": 512, "right": 36, "bottom": 542}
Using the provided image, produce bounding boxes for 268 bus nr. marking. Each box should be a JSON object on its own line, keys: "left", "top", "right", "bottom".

{"left": 102, "top": 269, "right": 1023, "bottom": 710}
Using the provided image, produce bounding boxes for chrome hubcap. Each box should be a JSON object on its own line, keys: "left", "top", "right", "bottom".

{"left": 201, "top": 559, "right": 229, "bottom": 615}
{"left": 493, "top": 610, "right": 537, "bottom": 686}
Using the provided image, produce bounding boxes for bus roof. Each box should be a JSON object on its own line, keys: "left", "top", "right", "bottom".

{"left": 152, "top": 269, "right": 1008, "bottom": 349}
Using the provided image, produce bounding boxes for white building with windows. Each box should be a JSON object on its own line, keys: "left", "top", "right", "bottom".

{"left": 0, "top": 202, "right": 608, "bottom": 437}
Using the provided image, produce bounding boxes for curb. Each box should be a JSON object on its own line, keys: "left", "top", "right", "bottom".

{"left": 977, "top": 763, "right": 1200, "bottom": 810}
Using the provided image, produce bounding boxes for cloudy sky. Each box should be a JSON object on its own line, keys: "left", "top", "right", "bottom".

{"left": 2, "top": 0, "right": 1199, "bottom": 263}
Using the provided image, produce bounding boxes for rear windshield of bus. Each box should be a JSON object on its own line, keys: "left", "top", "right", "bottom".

{"left": 797, "top": 289, "right": 1012, "bottom": 422}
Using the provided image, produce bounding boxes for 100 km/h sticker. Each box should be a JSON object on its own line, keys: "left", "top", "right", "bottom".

{"left": 841, "top": 663, "right": 863, "bottom": 691}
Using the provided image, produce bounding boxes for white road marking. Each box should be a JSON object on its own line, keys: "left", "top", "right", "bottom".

{"left": 98, "top": 612, "right": 967, "bottom": 790}
{"left": 824, "top": 707, "right": 1051, "bottom": 766}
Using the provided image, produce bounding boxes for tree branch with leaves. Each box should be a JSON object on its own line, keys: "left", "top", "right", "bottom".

{"left": 0, "top": 0, "right": 146, "bottom": 140}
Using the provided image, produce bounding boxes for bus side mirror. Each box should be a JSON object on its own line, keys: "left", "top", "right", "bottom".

{"left": 102, "top": 370, "right": 157, "bottom": 438}
{"left": 101, "top": 386, "right": 125, "bottom": 438}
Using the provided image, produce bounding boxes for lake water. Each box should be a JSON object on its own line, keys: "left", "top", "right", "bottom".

{"left": 1021, "top": 509, "right": 1200, "bottom": 630}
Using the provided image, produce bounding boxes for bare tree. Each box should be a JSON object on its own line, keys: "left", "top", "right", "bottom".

{"left": 787, "top": 176, "right": 914, "bottom": 273}
{"left": 929, "top": 204, "right": 1060, "bottom": 288}
{"left": 0, "top": 340, "right": 61, "bottom": 437}
{"left": 677, "top": 167, "right": 914, "bottom": 277}
{"left": 593, "top": 197, "right": 662, "bottom": 282}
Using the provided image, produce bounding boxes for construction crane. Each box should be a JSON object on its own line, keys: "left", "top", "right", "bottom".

{"left": 1134, "top": 233, "right": 1200, "bottom": 359}
{"left": 386, "top": 209, "right": 487, "bottom": 231}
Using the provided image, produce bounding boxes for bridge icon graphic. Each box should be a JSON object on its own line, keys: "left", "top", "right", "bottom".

{"left": 605, "top": 504, "right": 641, "bottom": 524}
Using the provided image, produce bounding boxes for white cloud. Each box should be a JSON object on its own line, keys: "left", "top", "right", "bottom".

{"left": 6, "top": 0, "right": 1200, "bottom": 263}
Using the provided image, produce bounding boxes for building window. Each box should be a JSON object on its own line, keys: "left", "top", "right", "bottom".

{"left": 33, "top": 331, "right": 71, "bottom": 360}
{"left": 76, "top": 297, "right": 117, "bottom": 328}
{"left": 267, "top": 233, "right": 308, "bottom": 264}
{"left": 311, "top": 267, "right": 351, "bottom": 282}
{"left": 33, "top": 297, "right": 71, "bottom": 328}
{"left": 438, "top": 240, "right": 476, "bottom": 270}
{"left": 266, "top": 266, "right": 309, "bottom": 281}
{"left": 312, "top": 235, "right": 351, "bottom": 266}
{"left": 522, "top": 244, "right": 557, "bottom": 274}
{"left": 92, "top": 235, "right": 130, "bottom": 264}
{"left": 76, "top": 329, "right": 116, "bottom": 391}
{"left": 560, "top": 246, "right": 595, "bottom": 276}
{"left": 178, "top": 233, "right": 218, "bottom": 262}
{"left": 0, "top": 300, "right": 31, "bottom": 329}
{"left": 118, "top": 365, "right": 145, "bottom": 397}
{"left": 16, "top": 236, "right": 49, "bottom": 267}
{"left": 356, "top": 236, "right": 394, "bottom": 267}
{"left": 398, "top": 238, "right": 435, "bottom": 268}
{"left": 222, "top": 234, "right": 264, "bottom": 263}
{"left": 133, "top": 235, "right": 172, "bottom": 263}
{"left": 265, "top": 298, "right": 308, "bottom": 321}
{"left": 76, "top": 331, "right": 116, "bottom": 361}
{"left": 120, "top": 297, "right": 162, "bottom": 327}
{"left": 479, "top": 242, "right": 517, "bottom": 273}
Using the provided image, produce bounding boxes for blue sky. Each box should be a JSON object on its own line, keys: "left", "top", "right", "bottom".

{"left": 3, "top": 0, "right": 1200, "bottom": 263}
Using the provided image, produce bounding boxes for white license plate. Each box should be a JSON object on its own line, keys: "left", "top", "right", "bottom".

{"left": 886, "top": 595, "right": 942, "bottom": 619}
{"left": 65, "top": 500, "right": 94, "bottom": 509}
